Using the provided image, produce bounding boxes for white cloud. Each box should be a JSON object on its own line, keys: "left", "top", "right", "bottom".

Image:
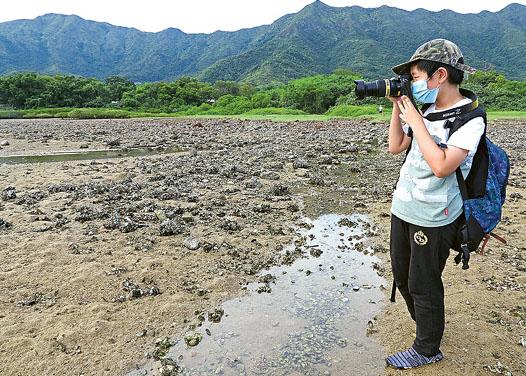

{"left": 0, "top": 0, "right": 522, "bottom": 33}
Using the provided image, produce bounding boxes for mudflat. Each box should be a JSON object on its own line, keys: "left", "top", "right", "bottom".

{"left": 0, "top": 118, "right": 524, "bottom": 375}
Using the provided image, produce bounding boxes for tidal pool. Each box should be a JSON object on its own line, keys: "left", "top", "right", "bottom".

{"left": 0, "top": 146, "right": 183, "bottom": 164}
{"left": 128, "top": 213, "right": 386, "bottom": 376}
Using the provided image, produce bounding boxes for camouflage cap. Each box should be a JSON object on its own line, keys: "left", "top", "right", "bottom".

{"left": 392, "top": 39, "right": 476, "bottom": 75}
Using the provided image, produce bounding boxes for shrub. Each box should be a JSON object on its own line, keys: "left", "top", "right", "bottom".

{"left": 243, "top": 107, "right": 307, "bottom": 115}
{"left": 325, "top": 104, "right": 379, "bottom": 117}
{"left": 0, "top": 110, "right": 23, "bottom": 119}
{"left": 67, "top": 109, "right": 131, "bottom": 119}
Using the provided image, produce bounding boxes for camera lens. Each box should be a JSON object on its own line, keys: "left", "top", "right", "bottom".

{"left": 354, "top": 79, "right": 389, "bottom": 99}
{"left": 354, "top": 78, "right": 405, "bottom": 99}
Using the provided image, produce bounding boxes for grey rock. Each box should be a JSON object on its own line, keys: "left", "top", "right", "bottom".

{"left": 184, "top": 236, "right": 200, "bottom": 250}
{"left": 1, "top": 186, "right": 16, "bottom": 201}
{"left": 245, "top": 176, "right": 263, "bottom": 189}
{"left": 0, "top": 218, "right": 11, "bottom": 230}
{"left": 293, "top": 158, "right": 310, "bottom": 169}
{"left": 106, "top": 138, "right": 120, "bottom": 147}
{"left": 159, "top": 220, "right": 184, "bottom": 236}
{"left": 260, "top": 171, "right": 280, "bottom": 180}
{"left": 269, "top": 183, "right": 290, "bottom": 196}
{"left": 119, "top": 217, "right": 138, "bottom": 233}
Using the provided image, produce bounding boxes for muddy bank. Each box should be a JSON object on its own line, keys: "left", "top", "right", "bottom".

{"left": 0, "top": 118, "right": 524, "bottom": 375}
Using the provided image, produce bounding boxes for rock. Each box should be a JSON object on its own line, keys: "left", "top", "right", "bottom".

{"left": 119, "top": 217, "right": 139, "bottom": 233}
{"left": 104, "top": 213, "right": 122, "bottom": 230}
{"left": 181, "top": 212, "right": 194, "bottom": 223}
{"left": 366, "top": 320, "right": 378, "bottom": 336}
{"left": 220, "top": 218, "right": 241, "bottom": 232}
{"left": 510, "top": 192, "right": 523, "bottom": 200}
{"left": 309, "top": 248, "right": 323, "bottom": 257}
{"left": 253, "top": 203, "right": 272, "bottom": 213}
{"left": 207, "top": 308, "right": 224, "bottom": 323}
{"left": 158, "top": 358, "right": 182, "bottom": 376}
{"left": 183, "top": 236, "right": 200, "bottom": 250}
{"left": 15, "top": 190, "right": 46, "bottom": 205}
{"left": 0, "top": 140, "right": 10, "bottom": 146}
{"left": 152, "top": 337, "right": 176, "bottom": 360}
{"left": 119, "top": 279, "right": 161, "bottom": 301}
{"left": 309, "top": 175, "right": 325, "bottom": 186}
{"left": 320, "top": 154, "right": 336, "bottom": 165}
{"left": 154, "top": 209, "right": 168, "bottom": 222}
{"left": 106, "top": 138, "right": 120, "bottom": 147}
{"left": 256, "top": 284, "right": 272, "bottom": 293}
{"left": 75, "top": 206, "right": 98, "bottom": 223}
{"left": 259, "top": 273, "right": 276, "bottom": 284}
{"left": 293, "top": 158, "right": 310, "bottom": 169}
{"left": 260, "top": 171, "right": 280, "bottom": 180}
{"left": 287, "top": 203, "right": 299, "bottom": 212}
{"left": 184, "top": 331, "right": 202, "bottom": 347}
{"left": 245, "top": 177, "right": 262, "bottom": 189}
{"left": 269, "top": 183, "right": 290, "bottom": 196}
{"left": 1, "top": 186, "right": 16, "bottom": 201}
{"left": 159, "top": 220, "right": 184, "bottom": 236}
{"left": 346, "top": 144, "right": 359, "bottom": 153}
{"left": 0, "top": 218, "right": 12, "bottom": 230}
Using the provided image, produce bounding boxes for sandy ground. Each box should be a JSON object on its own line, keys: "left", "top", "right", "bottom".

{"left": 0, "top": 118, "right": 524, "bottom": 376}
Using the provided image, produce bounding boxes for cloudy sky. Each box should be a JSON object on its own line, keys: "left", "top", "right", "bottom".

{"left": 1, "top": 0, "right": 522, "bottom": 33}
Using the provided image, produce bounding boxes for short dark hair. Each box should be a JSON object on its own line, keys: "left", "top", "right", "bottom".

{"left": 413, "top": 59, "right": 464, "bottom": 85}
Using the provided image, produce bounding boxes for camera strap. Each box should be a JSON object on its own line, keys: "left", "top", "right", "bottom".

{"left": 422, "top": 89, "right": 479, "bottom": 121}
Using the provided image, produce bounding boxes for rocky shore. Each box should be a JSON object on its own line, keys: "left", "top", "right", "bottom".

{"left": 0, "top": 117, "right": 524, "bottom": 375}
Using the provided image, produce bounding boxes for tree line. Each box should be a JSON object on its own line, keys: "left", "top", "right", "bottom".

{"left": 0, "top": 70, "right": 524, "bottom": 115}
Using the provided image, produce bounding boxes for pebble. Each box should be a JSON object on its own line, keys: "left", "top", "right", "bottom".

{"left": 184, "top": 331, "right": 203, "bottom": 347}
{"left": 159, "top": 220, "right": 184, "bottom": 236}
{"left": 184, "top": 236, "right": 200, "bottom": 250}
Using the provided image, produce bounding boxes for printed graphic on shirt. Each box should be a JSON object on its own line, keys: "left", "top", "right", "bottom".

{"left": 414, "top": 230, "right": 428, "bottom": 246}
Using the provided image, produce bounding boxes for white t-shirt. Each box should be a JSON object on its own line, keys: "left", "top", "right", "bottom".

{"left": 391, "top": 98, "right": 486, "bottom": 227}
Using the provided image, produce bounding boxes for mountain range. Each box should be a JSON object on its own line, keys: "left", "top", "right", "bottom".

{"left": 0, "top": 1, "right": 525, "bottom": 84}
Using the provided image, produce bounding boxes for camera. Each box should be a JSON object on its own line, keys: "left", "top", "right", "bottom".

{"left": 354, "top": 74, "right": 412, "bottom": 100}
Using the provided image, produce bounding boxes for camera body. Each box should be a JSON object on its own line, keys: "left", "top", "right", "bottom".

{"left": 354, "top": 74, "right": 413, "bottom": 100}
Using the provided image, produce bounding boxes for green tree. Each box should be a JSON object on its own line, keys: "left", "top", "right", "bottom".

{"left": 105, "top": 76, "right": 135, "bottom": 102}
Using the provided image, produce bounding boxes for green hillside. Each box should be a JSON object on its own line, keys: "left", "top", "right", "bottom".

{"left": 0, "top": 1, "right": 525, "bottom": 83}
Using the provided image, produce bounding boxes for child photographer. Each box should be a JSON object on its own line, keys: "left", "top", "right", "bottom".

{"left": 385, "top": 39, "right": 485, "bottom": 369}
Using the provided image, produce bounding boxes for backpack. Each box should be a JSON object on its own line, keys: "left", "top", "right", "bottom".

{"left": 390, "top": 100, "right": 510, "bottom": 302}
{"left": 444, "top": 106, "right": 510, "bottom": 269}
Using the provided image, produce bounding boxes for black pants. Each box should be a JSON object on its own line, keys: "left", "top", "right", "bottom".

{"left": 390, "top": 213, "right": 462, "bottom": 356}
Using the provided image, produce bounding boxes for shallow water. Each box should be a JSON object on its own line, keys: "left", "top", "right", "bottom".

{"left": 0, "top": 146, "right": 183, "bottom": 164}
{"left": 127, "top": 213, "right": 386, "bottom": 376}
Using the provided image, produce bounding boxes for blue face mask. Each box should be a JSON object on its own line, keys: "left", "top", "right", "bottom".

{"left": 411, "top": 73, "right": 440, "bottom": 103}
